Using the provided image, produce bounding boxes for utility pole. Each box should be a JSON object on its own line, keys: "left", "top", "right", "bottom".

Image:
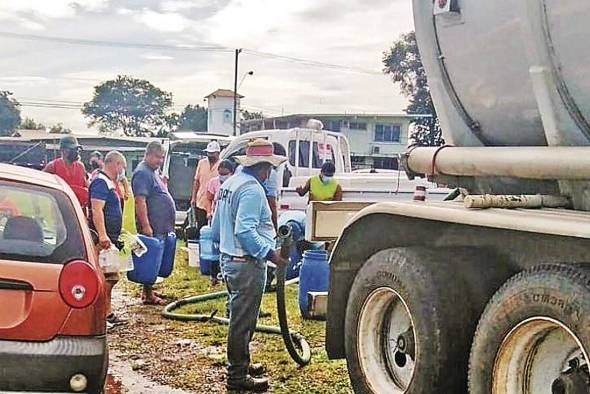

{"left": 233, "top": 48, "right": 242, "bottom": 136}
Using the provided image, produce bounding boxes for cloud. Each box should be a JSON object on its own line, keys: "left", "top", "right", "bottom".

{"left": 160, "top": 0, "right": 210, "bottom": 12}
{"left": 0, "top": 76, "right": 51, "bottom": 87}
{"left": 0, "top": 0, "right": 110, "bottom": 30}
{"left": 0, "top": 0, "right": 414, "bottom": 132}
{"left": 134, "top": 9, "right": 193, "bottom": 33}
{"left": 141, "top": 53, "right": 175, "bottom": 61}
{"left": 117, "top": 8, "right": 133, "bottom": 16}
{"left": 0, "top": 0, "right": 109, "bottom": 19}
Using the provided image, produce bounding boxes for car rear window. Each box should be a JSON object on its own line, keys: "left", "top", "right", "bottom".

{"left": 0, "top": 180, "right": 86, "bottom": 264}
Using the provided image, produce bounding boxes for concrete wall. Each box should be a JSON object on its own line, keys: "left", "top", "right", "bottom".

{"left": 207, "top": 96, "right": 240, "bottom": 136}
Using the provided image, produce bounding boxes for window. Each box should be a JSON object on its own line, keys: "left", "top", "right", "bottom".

{"left": 325, "top": 120, "right": 341, "bottom": 132}
{"left": 223, "top": 109, "right": 232, "bottom": 124}
{"left": 349, "top": 122, "right": 367, "bottom": 130}
{"left": 288, "top": 141, "right": 335, "bottom": 169}
{"left": 351, "top": 156, "right": 365, "bottom": 164}
{"left": 373, "top": 157, "right": 399, "bottom": 170}
{"left": 0, "top": 181, "right": 85, "bottom": 263}
{"left": 374, "top": 124, "right": 401, "bottom": 142}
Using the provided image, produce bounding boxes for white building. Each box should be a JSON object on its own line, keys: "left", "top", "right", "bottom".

{"left": 241, "top": 113, "right": 426, "bottom": 170}
{"left": 205, "top": 89, "right": 243, "bottom": 136}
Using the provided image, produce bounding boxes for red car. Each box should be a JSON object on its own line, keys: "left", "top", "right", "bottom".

{"left": 0, "top": 164, "right": 107, "bottom": 393}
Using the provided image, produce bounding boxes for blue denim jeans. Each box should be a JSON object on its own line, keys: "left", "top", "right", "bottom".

{"left": 220, "top": 253, "right": 267, "bottom": 381}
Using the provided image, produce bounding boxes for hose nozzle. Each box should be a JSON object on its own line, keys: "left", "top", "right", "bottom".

{"left": 278, "top": 224, "right": 293, "bottom": 240}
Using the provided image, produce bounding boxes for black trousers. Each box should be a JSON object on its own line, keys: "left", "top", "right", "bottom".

{"left": 195, "top": 207, "right": 208, "bottom": 237}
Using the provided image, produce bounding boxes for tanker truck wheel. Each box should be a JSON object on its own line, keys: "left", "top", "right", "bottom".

{"left": 344, "top": 247, "right": 512, "bottom": 394}
{"left": 469, "top": 264, "right": 590, "bottom": 394}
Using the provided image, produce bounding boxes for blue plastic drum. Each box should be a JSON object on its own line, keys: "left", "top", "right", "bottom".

{"left": 298, "top": 250, "right": 330, "bottom": 319}
{"left": 158, "top": 232, "right": 177, "bottom": 278}
{"left": 127, "top": 235, "right": 164, "bottom": 285}
{"left": 199, "top": 226, "right": 219, "bottom": 276}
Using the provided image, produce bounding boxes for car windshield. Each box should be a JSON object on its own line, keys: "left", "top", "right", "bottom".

{"left": 0, "top": 181, "right": 86, "bottom": 264}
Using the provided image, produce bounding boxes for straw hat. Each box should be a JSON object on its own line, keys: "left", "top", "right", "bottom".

{"left": 235, "top": 138, "right": 287, "bottom": 167}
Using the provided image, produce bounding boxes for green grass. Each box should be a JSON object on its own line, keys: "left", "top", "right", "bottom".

{"left": 122, "top": 244, "right": 353, "bottom": 393}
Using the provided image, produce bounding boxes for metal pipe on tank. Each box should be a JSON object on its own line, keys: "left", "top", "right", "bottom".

{"left": 406, "top": 146, "right": 590, "bottom": 180}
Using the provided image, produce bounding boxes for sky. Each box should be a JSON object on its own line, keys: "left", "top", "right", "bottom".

{"left": 0, "top": 0, "right": 415, "bottom": 133}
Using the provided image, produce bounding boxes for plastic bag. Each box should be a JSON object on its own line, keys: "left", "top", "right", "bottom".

{"left": 117, "top": 253, "right": 134, "bottom": 272}
{"left": 99, "top": 246, "right": 122, "bottom": 273}
{"left": 120, "top": 231, "right": 147, "bottom": 258}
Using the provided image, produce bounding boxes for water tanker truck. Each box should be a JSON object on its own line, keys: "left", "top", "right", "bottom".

{"left": 314, "top": 1, "right": 590, "bottom": 393}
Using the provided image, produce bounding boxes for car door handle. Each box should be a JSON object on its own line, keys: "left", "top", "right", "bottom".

{"left": 0, "top": 279, "right": 33, "bottom": 291}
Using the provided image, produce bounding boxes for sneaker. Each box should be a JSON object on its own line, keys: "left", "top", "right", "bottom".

{"left": 249, "top": 363, "right": 265, "bottom": 377}
{"left": 106, "top": 313, "right": 128, "bottom": 326}
{"left": 226, "top": 375, "right": 269, "bottom": 392}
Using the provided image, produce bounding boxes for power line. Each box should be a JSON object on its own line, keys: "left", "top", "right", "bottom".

{"left": 243, "top": 49, "right": 382, "bottom": 75}
{"left": 0, "top": 31, "right": 232, "bottom": 53}
{"left": 0, "top": 31, "right": 384, "bottom": 76}
{"left": 20, "top": 103, "right": 82, "bottom": 110}
{"left": 18, "top": 97, "right": 283, "bottom": 115}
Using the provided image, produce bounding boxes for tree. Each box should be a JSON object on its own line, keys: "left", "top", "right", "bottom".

{"left": 48, "top": 123, "right": 72, "bottom": 134}
{"left": 242, "top": 110, "right": 263, "bottom": 120}
{"left": 82, "top": 75, "right": 173, "bottom": 137}
{"left": 383, "top": 32, "right": 444, "bottom": 146}
{"left": 0, "top": 91, "right": 21, "bottom": 136}
{"left": 177, "top": 105, "right": 207, "bottom": 131}
{"left": 155, "top": 113, "right": 180, "bottom": 137}
{"left": 20, "top": 117, "right": 45, "bottom": 130}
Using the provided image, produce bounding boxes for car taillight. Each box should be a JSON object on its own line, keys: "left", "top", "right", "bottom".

{"left": 59, "top": 260, "right": 99, "bottom": 309}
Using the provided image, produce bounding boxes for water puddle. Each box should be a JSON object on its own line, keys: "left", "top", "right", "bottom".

{"left": 105, "top": 352, "right": 189, "bottom": 394}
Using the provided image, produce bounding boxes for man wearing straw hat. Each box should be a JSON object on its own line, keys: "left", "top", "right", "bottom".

{"left": 211, "top": 138, "right": 287, "bottom": 392}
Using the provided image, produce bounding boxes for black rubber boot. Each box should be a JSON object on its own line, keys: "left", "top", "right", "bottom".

{"left": 248, "top": 363, "right": 265, "bottom": 377}
{"left": 226, "top": 375, "right": 269, "bottom": 392}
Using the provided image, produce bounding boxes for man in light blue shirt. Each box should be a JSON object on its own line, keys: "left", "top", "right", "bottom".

{"left": 211, "top": 139, "right": 286, "bottom": 392}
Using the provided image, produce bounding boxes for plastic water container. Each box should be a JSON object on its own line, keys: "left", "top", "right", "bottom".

{"left": 299, "top": 250, "right": 330, "bottom": 319}
{"left": 199, "top": 226, "right": 219, "bottom": 276}
{"left": 286, "top": 245, "right": 302, "bottom": 280}
{"left": 187, "top": 240, "right": 199, "bottom": 268}
{"left": 127, "top": 235, "right": 164, "bottom": 285}
{"left": 158, "top": 233, "right": 177, "bottom": 278}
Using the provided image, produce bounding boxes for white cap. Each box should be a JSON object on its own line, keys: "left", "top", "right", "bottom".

{"left": 204, "top": 141, "right": 221, "bottom": 153}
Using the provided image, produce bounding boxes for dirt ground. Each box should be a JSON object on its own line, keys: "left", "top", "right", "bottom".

{"left": 105, "top": 246, "right": 353, "bottom": 394}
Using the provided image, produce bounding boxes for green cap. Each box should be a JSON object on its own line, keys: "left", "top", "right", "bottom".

{"left": 59, "top": 135, "right": 81, "bottom": 150}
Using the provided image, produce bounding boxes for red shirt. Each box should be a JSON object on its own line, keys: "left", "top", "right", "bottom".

{"left": 45, "top": 158, "right": 89, "bottom": 207}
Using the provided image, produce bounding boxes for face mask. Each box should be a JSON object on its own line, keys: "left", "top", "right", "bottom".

{"left": 65, "top": 149, "right": 79, "bottom": 162}
{"left": 321, "top": 175, "right": 333, "bottom": 184}
{"left": 263, "top": 167, "right": 273, "bottom": 182}
{"left": 118, "top": 167, "right": 126, "bottom": 180}
{"left": 219, "top": 175, "right": 230, "bottom": 184}
{"left": 208, "top": 154, "right": 218, "bottom": 163}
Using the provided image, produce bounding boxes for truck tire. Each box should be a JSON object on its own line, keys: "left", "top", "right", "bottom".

{"left": 469, "top": 264, "right": 590, "bottom": 394}
{"left": 344, "top": 247, "right": 513, "bottom": 394}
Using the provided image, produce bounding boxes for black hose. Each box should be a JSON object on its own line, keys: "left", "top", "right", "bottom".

{"left": 274, "top": 262, "right": 312, "bottom": 366}
{"left": 161, "top": 271, "right": 312, "bottom": 366}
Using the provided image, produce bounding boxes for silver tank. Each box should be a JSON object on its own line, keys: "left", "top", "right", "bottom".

{"left": 413, "top": 0, "right": 590, "bottom": 148}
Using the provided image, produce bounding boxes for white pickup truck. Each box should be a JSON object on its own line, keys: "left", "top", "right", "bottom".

{"left": 219, "top": 127, "right": 450, "bottom": 212}
{"left": 165, "top": 127, "right": 450, "bottom": 227}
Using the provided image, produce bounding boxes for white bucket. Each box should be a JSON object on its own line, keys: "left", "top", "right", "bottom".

{"left": 188, "top": 241, "right": 200, "bottom": 268}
